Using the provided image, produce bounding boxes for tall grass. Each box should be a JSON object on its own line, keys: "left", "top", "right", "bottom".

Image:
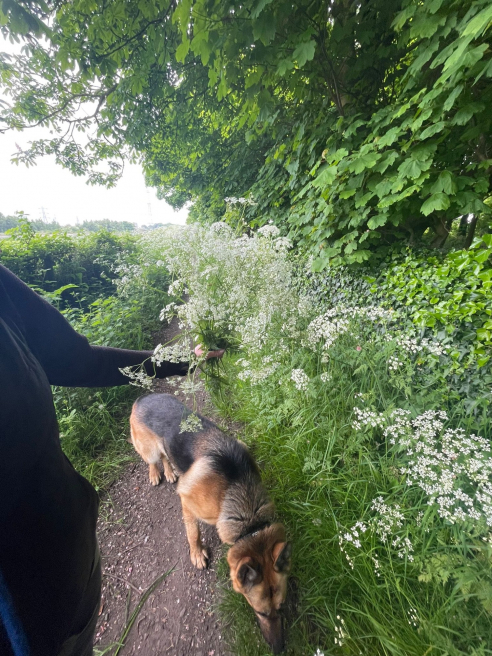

{"left": 213, "top": 342, "right": 492, "bottom": 655}
{"left": 137, "top": 223, "right": 492, "bottom": 656}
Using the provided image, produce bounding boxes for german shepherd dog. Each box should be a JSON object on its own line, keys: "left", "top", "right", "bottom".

{"left": 129, "top": 393, "right": 291, "bottom": 653}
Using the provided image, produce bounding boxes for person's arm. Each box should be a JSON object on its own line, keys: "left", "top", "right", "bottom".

{"left": 0, "top": 264, "right": 188, "bottom": 387}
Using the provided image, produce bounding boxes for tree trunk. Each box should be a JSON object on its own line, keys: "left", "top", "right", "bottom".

{"left": 459, "top": 215, "right": 468, "bottom": 236}
{"left": 464, "top": 214, "right": 478, "bottom": 250}
{"left": 430, "top": 216, "right": 452, "bottom": 249}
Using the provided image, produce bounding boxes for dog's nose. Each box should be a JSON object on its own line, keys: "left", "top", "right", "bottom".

{"left": 270, "top": 629, "right": 285, "bottom": 654}
{"left": 256, "top": 613, "right": 285, "bottom": 654}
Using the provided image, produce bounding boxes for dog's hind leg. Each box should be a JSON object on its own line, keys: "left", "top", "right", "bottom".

{"left": 180, "top": 496, "right": 209, "bottom": 569}
{"left": 161, "top": 452, "right": 177, "bottom": 484}
{"left": 129, "top": 413, "right": 162, "bottom": 486}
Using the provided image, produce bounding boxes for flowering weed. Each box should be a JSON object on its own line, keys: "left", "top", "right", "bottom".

{"left": 132, "top": 223, "right": 492, "bottom": 656}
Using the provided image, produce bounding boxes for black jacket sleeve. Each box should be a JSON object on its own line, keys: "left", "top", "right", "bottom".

{"left": 0, "top": 264, "right": 188, "bottom": 387}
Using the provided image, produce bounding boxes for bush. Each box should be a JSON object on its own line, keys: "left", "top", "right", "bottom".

{"left": 137, "top": 223, "right": 492, "bottom": 655}
{"left": 373, "top": 237, "right": 492, "bottom": 365}
{"left": 52, "top": 260, "right": 170, "bottom": 489}
{"left": 0, "top": 218, "right": 140, "bottom": 305}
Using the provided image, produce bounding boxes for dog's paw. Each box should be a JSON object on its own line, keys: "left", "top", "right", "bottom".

{"left": 190, "top": 546, "right": 209, "bottom": 570}
{"left": 165, "top": 470, "right": 178, "bottom": 484}
{"left": 149, "top": 465, "right": 161, "bottom": 486}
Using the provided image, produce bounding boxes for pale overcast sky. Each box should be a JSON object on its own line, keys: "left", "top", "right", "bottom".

{"left": 0, "top": 37, "right": 188, "bottom": 226}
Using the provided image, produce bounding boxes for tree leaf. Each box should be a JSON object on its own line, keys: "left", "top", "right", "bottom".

{"left": 421, "top": 192, "right": 450, "bottom": 216}
{"left": 253, "top": 16, "right": 276, "bottom": 46}
{"left": 349, "top": 153, "right": 380, "bottom": 175}
{"left": 430, "top": 171, "right": 456, "bottom": 195}
{"left": 251, "top": 0, "right": 274, "bottom": 19}
{"left": 277, "top": 58, "right": 294, "bottom": 76}
{"left": 175, "top": 39, "right": 190, "bottom": 63}
{"left": 398, "top": 158, "right": 422, "bottom": 179}
{"left": 312, "top": 165, "right": 337, "bottom": 188}
{"left": 443, "top": 84, "right": 463, "bottom": 112}
{"left": 461, "top": 4, "right": 492, "bottom": 39}
{"left": 367, "top": 214, "right": 388, "bottom": 229}
{"left": 292, "top": 40, "right": 316, "bottom": 68}
{"left": 420, "top": 121, "right": 446, "bottom": 140}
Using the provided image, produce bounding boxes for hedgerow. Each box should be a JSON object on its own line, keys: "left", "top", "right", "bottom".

{"left": 128, "top": 222, "right": 492, "bottom": 655}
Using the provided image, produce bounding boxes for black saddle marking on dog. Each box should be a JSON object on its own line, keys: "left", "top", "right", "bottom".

{"left": 206, "top": 438, "right": 259, "bottom": 484}
{"left": 135, "top": 393, "right": 210, "bottom": 473}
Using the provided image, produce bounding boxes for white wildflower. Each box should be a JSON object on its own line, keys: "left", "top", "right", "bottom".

{"left": 153, "top": 341, "right": 192, "bottom": 365}
{"left": 119, "top": 366, "right": 153, "bottom": 390}
{"left": 257, "top": 224, "right": 280, "bottom": 238}
{"left": 291, "top": 368, "right": 310, "bottom": 392}
{"left": 179, "top": 413, "right": 203, "bottom": 434}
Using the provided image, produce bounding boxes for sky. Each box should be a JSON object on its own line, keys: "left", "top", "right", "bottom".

{"left": 0, "top": 37, "right": 188, "bottom": 227}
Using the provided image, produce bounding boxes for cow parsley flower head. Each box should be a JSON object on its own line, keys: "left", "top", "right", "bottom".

{"left": 179, "top": 413, "right": 203, "bottom": 434}
{"left": 291, "top": 368, "right": 310, "bottom": 392}
{"left": 119, "top": 366, "right": 153, "bottom": 390}
{"left": 257, "top": 224, "right": 280, "bottom": 238}
{"left": 152, "top": 341, "right": 192, "bottom": 365}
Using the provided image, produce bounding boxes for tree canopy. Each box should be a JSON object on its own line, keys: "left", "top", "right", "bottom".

{"left": 1, "top": 0, "right": 491, "bottom": 265}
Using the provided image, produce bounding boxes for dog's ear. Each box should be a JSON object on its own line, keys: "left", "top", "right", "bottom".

{"left": 272, "top": 542, "right": 292, "bottom": 573}
{"left": 236, "top": 557, "right": 263, "bottom": 591}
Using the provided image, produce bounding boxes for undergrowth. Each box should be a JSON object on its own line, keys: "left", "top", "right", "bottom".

{"left": 50, "top": 257, "right": 171, "bottom": 490}
{"left": 136, "top": 222, "right": 492, "bottom": 656}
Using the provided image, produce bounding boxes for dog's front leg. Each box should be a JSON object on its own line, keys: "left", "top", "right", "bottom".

{"left": 181, "top": 496, "right": 209, "bottom": 569}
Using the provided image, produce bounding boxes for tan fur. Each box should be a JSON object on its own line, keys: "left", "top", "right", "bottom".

{"left": 129, "top": 410, "right": 176, "bottom": 485}
{"left": 177, "top": 460, "right": 228, "bottom": 569}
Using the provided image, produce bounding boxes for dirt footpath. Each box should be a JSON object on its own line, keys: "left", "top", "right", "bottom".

{"left": 94, "top": 319, "right": 233, "bottom": 656}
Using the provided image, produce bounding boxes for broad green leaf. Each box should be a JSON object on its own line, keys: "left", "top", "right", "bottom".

{"left": 392, "top": 5, "right": 416, "bottom": 31}
{"left": 420, "top": 121, "right": 446, "bottom": 140}
{"left": 367, "top": 214, "right": 387, "bottom": 229}
{"left": 251, "top": 0, "right": 274, "bottom": 19}
{"left": 443, "top": 84, "right": 463, "bottom": 112}
{"left": 474, "top": 249, "right": 491, "bottom": 264}
{"left": 421, "top": 192, "right": 451, "bottom": 216}
{"left": 430, "top": 171, "right": 457, "bottom": 195}
{"left": 452, "top": 103, "right": 484, "bottom": 126}
{"left": 292, "top": 40, "right": 316, "bottom": 68}
{"left": 398, "top": 158, "right": 422, "bottom": 179}
{"left": 397, "top": 184, "right": 419, "bottom": 201}
{"left": 312, "top": 165, "right": 337, "bottom": 188}
{"left": 378, "top": 127, "right": 401, "bottom": 148}
{"left": 175, "top": 39, "right": 190, "bottom": 63}
{"left": 253, "top": 17, "right": 276, "bottom": 46}
{"left": 349, "top": 153, "right": 380, "bottom": 175}
{"left": 410, "top": 13, "right": 446, "bottom": 39}
{"left": 373, "top": 150, "right": 399, "bottom": 174}
{"left": 277, "top": 59, "right": 294, "bottom": 76}
{"left": 375, "top": 179, "right": 393, "bottom": 198}
{"left": 339, "top": 189, "right": 356, "bottom": 199}
{"left": 462, "top": 4, "right": 492, "bottom": 39}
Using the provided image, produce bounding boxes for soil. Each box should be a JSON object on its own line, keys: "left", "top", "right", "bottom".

{"left": 94, "top": 318, "right": 235, "bottom": 656}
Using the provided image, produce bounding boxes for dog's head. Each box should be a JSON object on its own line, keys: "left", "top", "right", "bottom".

{"left": 227, "top": 523, "right": 292, "bottom": 654}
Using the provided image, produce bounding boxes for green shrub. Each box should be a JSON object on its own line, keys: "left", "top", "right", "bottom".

{"left": 373, "top": 236, "right": 492, "bottom": 366}
{"left": 51, "top": 256, "right": 170, "bottom": 490}
{"left": 0, "top": 218, "right": 140, "bottom": 305}
{"left": 138, "top": 223, "right": 492, "bottom": 655}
